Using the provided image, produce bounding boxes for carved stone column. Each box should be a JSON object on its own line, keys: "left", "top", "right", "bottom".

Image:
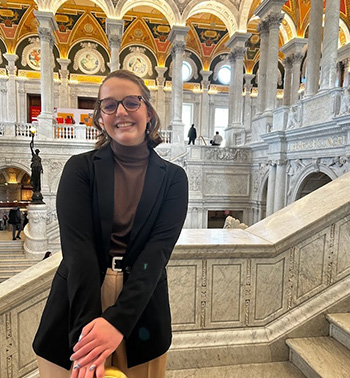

{"left": 24, "top": 203, "right": 48, "bottom": 259}
{"left": 256, "top": 20, "right": 269, "bottom": 113}
{"left": 266, "top": 161, "right": 276, "bottom": 216}
{"left": 0, "top": 78, "right": 8, "bottom": 122}
{"left": 57, "top": 58, "right": 71, "bottom": 108}
{"left": 17, "top": 78, "right": 26, "bottom": 122}
{"left": 265, "top": 13, "right": 284, "bottom": 111}
{"left": 168, "top": 25, "right": 189, "bottom": 152}
{"left": 200, "top": 69, "right": 212, "bottom": 139}
{"left": 282, "top": 57, "right": 293, "bottom": 106}
{"left": 3, "top": 53, "right": 18, "bottom": 123}
{"left": 274, "top": 159, "right": 287, "bottom": 212}
{"left": 155, "top": 66, "right": 168, "bottom": 129}
{"left": 280, "top": 38, "right": 307, "bottom": 105}
{"left": 225, "top": 32, "right": 250, "bottom": 146}
{"left": 305, "top": 0, "right": 323, "bottom": 96}
{"left": 106, "top": 18, "right": 124, "bottom": 71}
{"left": 320, "top": 0, "right": 341, "bottom": 90}
{"left": 243, "top": 73, "right": 255, "bottom": 133}
{"left": 34, "top": 11, "right": 58, "bottom": 138}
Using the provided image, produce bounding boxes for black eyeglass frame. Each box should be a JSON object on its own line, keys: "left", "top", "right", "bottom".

{"left": 98, "top": 95, "right": 145, "bottom": 114}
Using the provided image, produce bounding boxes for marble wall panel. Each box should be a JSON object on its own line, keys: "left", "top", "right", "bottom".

{"left": 296, "top": 233, "right": 327, "bottom": 300}
{"left": 254, "top": 258, "right": 285, "bottom": 321}
{"left": 335, "top": 218, "right": 350, "bottom": 278}
{"left": 203, "top": 172, "right": 250, "bottom": 197}
{"left": 168, "top": 262, "right": 200, "bottom": 329}
{"left": 17, "top": 298, "right": 45, "bottom": 373}
{"left": 210, "top": 263, "right": 242, "bottom": 324}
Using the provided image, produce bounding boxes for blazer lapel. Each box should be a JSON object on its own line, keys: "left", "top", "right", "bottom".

{"left": 93, "top": 145, "right": 114, "bottom": 259}
{"left": 128, "top": 150, "right": 166, "bottom": 249}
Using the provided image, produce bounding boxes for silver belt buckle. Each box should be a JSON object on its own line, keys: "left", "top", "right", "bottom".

{"left": 112, "top": 256, "right": 123, "bottom": 272}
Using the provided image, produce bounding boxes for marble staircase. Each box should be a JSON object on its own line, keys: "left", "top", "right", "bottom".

{"left": 287, "top": 313, "right": 350, "bottom": 378}
{"left": 166, "top": 361, "right": 305, "bottom": 377}
{"left": 0, "top": 240, "right": 41, "bottom": 282}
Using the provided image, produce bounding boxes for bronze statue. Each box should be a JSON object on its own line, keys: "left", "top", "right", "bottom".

{"left": 30, "top": 140, "right": 44, "bottom": 203}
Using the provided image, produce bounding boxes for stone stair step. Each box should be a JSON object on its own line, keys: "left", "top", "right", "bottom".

{"left": 326, "top": 313, "right": 350, "bottom": 350}
{"left": 0, "top": 253, "right": 27, "bottom": 259}
{"left": 287, "top": 337, "right": 350, "bottom": 378}
{"left": 0, "top": 262, "right": 37, "bottom": 270}
{"left": 165, "top": 362, "right": 305, "bottom": 378}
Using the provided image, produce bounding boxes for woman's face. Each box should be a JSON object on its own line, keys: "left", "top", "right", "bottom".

{"left": 99, "top": 77, "right": 151, "bottom": 146}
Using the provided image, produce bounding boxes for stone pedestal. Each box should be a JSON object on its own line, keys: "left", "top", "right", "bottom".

{"left": 24, "top": 204, "right": 48, "bottom": 260}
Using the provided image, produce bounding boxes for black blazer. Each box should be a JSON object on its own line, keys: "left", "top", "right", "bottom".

{"left": 33, "top": 144, "right": 188, "bottom": 369}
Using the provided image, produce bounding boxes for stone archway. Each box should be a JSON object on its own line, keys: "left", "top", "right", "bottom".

{"left": 0, "top": 167, "right": 32, "bottom": 204}
{"left": 295, "top": 172, "right": 332, "bottom": 201}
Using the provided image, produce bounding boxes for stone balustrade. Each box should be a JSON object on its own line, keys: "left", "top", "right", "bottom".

{"left": 1, "top": 171, "right": 350, "bottom": 376}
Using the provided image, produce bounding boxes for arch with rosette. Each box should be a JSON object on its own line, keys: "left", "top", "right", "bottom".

{"left": 35, "top": 0, "right": 115, "bottom": 18}
{"left": 116, "top": 0, "right": 180, "bottom": 26}
{"left": 182, "top": 0, "right": 239, "bottom": 37}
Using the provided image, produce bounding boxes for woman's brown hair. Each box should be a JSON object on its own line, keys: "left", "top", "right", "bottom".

{"left": 92, "top": 69, "right": 163, "bottom": 149}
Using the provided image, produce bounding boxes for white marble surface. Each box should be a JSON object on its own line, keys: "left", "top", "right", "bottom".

{"left": 166, "top": 362, "right": 305, "bottom": 378}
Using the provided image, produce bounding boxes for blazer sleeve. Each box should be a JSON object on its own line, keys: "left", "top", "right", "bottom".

{"left": 102, "top": 165, "right": 188, "bottom": 337}
{"left": 56, "top": 154, "right": 102, "bottom": 348}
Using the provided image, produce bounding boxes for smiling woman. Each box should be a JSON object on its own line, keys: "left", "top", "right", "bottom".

{"left": 33, "top": 69, "right": 189, "bottom": 378}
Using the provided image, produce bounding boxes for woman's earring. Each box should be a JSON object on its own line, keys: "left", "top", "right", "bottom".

{"left": 146, "top": 122, "right": 150, "bottom": 134}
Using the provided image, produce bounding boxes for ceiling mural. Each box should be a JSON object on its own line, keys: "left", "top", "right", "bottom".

{"left": 0, "top": 0, "right": 349, "bottom": 80}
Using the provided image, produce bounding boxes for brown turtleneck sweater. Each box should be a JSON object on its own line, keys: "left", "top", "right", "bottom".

{"left": 109, "top": 139, "right": 150, "bottom": 256}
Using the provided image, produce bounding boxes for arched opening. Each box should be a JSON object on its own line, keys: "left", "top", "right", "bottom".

{"left": 0, "top": 167, "right": 32, "bottom": 206}
{"left": 295, "top": 172, "right": 332, "bottom": 200}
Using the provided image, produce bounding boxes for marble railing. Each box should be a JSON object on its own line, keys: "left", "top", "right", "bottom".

{"left": 1, "top": 172, "right": 350, "bottom": 377}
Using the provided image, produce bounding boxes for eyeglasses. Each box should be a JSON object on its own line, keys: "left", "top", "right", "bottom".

{"left": 99, "top": 95, "right": 144, "bottom": 115}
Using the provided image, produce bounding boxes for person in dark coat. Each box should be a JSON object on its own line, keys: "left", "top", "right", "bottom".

{"left": 33, "top": 69, "right": 188, "bottom": 378}
{"left": 187, "top": 124, "right": 197, "bottom": 145}
{"left": 8, "top": 207, "right": 22, "bottom": 240}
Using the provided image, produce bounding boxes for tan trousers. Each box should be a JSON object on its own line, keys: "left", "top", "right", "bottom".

{"left": 36, "top": 268, "right": 167, "bottom": 378}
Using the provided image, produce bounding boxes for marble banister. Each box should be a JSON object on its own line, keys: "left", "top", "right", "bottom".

{"left": 2, "top": 172, "right": 350, "bottom": 376}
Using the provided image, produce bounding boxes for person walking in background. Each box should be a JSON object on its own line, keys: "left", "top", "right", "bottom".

{"left": 8, "top": 207, "right": 22, "bottom": 240}
{"left": 210, "top": 131, "right": 223, "bottom": 146}
{"left": 187, "top": 124, "right": 197, "bottom": 145}
{"left": 33, "top": 69, "right": 188, "bottom": 378}
{"left": 2, "top": 213, "right": 8, "bottom": 230}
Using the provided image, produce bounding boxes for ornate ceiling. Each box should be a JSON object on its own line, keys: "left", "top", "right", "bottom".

{"left": 0, "top": 0, "right": 349, "bottom": 75}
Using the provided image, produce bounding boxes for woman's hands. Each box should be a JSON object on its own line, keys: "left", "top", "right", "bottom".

{"left": 70, "top": 317, "right": 124, "bottom": 378}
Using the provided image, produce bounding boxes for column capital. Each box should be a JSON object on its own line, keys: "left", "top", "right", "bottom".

{"left": 267, "top": 13, "right": 284, "bottom": 29}
{"left": 171, "top": 40, "right": 186, "bottom": 57}
{"left": 280, "top": 37, "right": 307, "bottom": 57}
{"left": 200, "top": 69, "right": 212, "bottom": 89}
{"left": 228, "top": 47, "right": 246, "bottom": 61}
{"left": 226, "top": 31, "right": 251, "bottom": 51}
{"left": 34, "top": 10, "right": 58, "bottom": 32}
{"left": 108, "top": 35, "right": 122, "bottom": 49}
{"left": 255, "top": 0, "right": 285, "bottom": 20}
{"left": 37, "top": 27, "right": 55, "bottom": 44}
{"left": 168, "top": 25, "right": 189, "bottom": 44}
{"left": 292, "top": 52, "right": 304, "bottom": 64}
{"left": 56, "top": 58, "right": 71, "bottom": 71}
{"left": 257, "top": 20, "right": 269, "bottom": 35}
{"left": 155, "top": 66, "right": 168, "bottom": 86}
{"left": 3, "top": 53, "right": 18, "bottom": 75}
{"left": 105, "top": 18, "right": 124, "bottom": 36}
{"left": 283, "top": 56, "right": 293, "bottom": 68}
